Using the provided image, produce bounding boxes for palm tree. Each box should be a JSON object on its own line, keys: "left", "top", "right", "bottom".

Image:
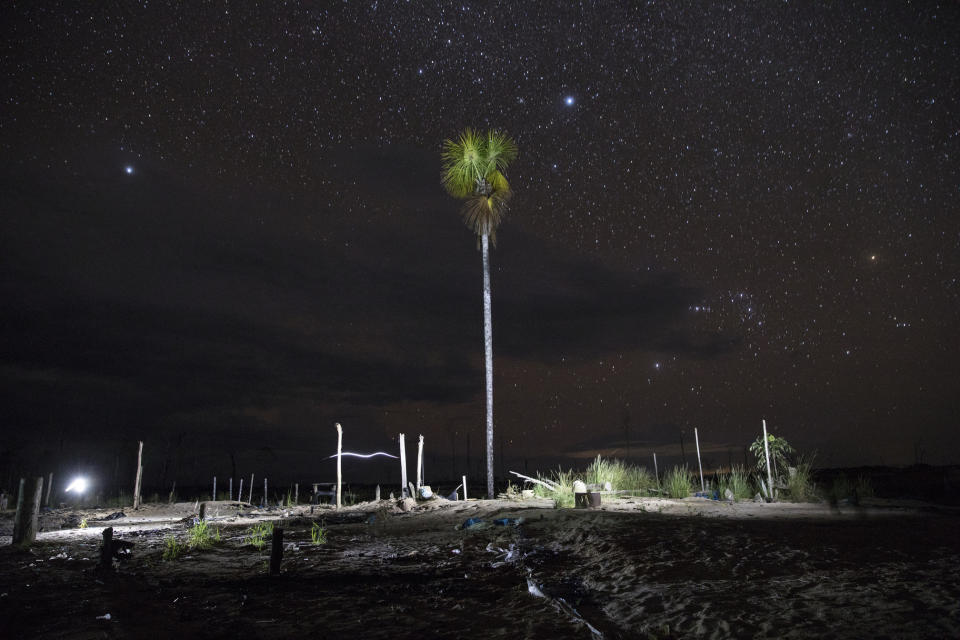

{"left": 441, "top": 128, "right": 518, "bottom": 498}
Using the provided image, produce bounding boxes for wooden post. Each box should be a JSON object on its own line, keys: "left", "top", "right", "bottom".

{"left": 133, "top": 440, "right": 144, "bottom": 510}
{"left": 263, "top": 477, "right": 267, "bottom": 507}
{"left": 695, "top": 427, "right": 705, "bottom": 493}
{"left": 248, "top": 473, "right": 254, "bottom": 504}
{"left": 375, "top": 484, "right": 381, "bottom": 501}
{"left": 336, "top": 422, "right": 343, "bottom": 509}
{"left": 198, "top": 502, "right": 207, "bottom": 521}
{"left": 399, "top": 433, "right": 408, "bottom": 498}
{"left": 213, "top": 476, "right": 217, "bottom": 501}
{"left": 238, "top": 478, "right": 244, "bottom": 504}
{"left": 100, "top": 527, "right": 113, "bottom": 568}
{"left": 653, "top": 452, "right": 659, "bottom": 483}
{"left": 416, "top": 434, "right": 425, "bottom": 490}
{"left": 270, "top": 527, "right": 284, "bottom": 575}
{"left": 44, "top": 472, "right": 53, "bottom": 507}
{"left": 229, "top": 477, "right": 233, "bottom": 501}
{"left": 462, "top": 474, "right": 468, "bottom": 501}
{"left": 12, "top": 477, "right": 44, "bottom": 546}
{"left": 294, "top": 483, "right": 298, "bottom": 505}
{"left": 762, "top": 419, "right": 773, "bottom": 500}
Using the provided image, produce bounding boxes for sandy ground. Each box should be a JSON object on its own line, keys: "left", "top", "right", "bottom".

{"left": 1, "top": 496, "right": 958, "bottom": 639}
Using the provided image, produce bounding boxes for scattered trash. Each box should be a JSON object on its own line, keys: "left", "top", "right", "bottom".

{"left": 451, "top": 548, "right": 461, "bottom": 554}
{"left": 418, "top": 485, "right": 433, "bottom": 499}
{"left": 724, "top": 489, "right": 735, "bottom": 501}
{"left": 461, "top": 517, "right": 485, "bottom": 529}
{"left": 101, "top": 511, "right": 126, "bottom": 521}
{"left": 96, "top": 613, "right": 111, "bottom": 621}
{"left": 527, "top": 578, "right": 546, "bottom": 598}
{"left": 493, "top": 517, "right": 523, "bottom": 527}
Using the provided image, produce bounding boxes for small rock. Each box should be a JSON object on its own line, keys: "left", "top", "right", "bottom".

{"left": 724, "top": 489, "right": 734, "bottom": 501}
{"left": 399, "top": 497, "right": 416, "bottom": 512}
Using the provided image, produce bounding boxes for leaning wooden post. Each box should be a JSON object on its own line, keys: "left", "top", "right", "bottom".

{"left": 336, "top": 422, "right": 343, "bottom": 509}
{"left": 248, "top": 473, "right": 254, "bottom": 504}
{"left": 12, "top": 477, "right": 44, "bottom": 546}
{"left": 762, "top": 419, "right": 774, "bottom": 500}
{"left": 399, "top": 433, "right": 408, "bottom": 498}
{"left": 238, "top": 478, "right": 244, "bottom": 504}
{"left": 416, "top": 435, "right": 425, "bottom": 490}
{"left": 653, "top": 452, "right": 659, "bottom": 483}
{"left": 133, "top": 440, "right": 144, "bottom": 510}
{"left": 100, "top": 527, "right": 113, "bottom": 569}
{"left": 694, "top": 427, "right": 705, "bottom": 493}
{"left": 270, "top": 527, "right": 284, "bottom": 576}
{"left": 44, "top": 472, "right": 54, "bottom": 507}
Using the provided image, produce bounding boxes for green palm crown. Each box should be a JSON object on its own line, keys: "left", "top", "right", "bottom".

{"left": 441, "top": 128, "right": 518, "bottom": 244}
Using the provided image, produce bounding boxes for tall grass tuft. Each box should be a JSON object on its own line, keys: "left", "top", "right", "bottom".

{"left": 664, "top": 466, "right": 693, "bottom": 498}
{"left": 783, "top": 458, "right": 818, "bottom": 502}
{"left": 716, "top": 465, "right": 754, "bottom": 501}
{"left": 533, "top": 467, "right": 577, "bottom": 508}
{"left": 162, "top": 535, "right": 186, "bottom": 561}
{"left": 245, "top": 520, "right": 274, "bottom": 550}
{"left": 310, "top": 521, "right": 327, "bottom": 545}
{"left": 188, "top": 519, "right": 220, "bottom": 550}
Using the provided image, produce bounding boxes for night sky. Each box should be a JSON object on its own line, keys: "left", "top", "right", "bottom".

{"left": 2, "top": 2, "right": 958, "bottom": 490}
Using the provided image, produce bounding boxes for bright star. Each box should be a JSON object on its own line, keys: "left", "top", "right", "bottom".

{"left": 564, "top": 96, "right": 575, "bottom": 106}
{"left": 124, "top": 165, "right": 134, "bottom": 174}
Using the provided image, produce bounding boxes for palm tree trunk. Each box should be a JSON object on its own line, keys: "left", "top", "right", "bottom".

{"left": 482, "top": 232, "right": 494, "bottom": 498}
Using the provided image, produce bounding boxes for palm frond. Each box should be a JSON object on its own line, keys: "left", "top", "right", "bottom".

{"left": 460, "top": 188, "right": 511, "bottom": 239}
{"left": 441, "top": 128, "right": 485, "bottom": 198}
{"left": 484, "top": 130, "right": 518, "bottom": 174}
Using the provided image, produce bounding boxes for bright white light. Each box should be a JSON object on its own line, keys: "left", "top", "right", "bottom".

{"left": 65, "top": 477, "right": 88, "bottom": 493}
{"left": 124, "top": 165, "right": 134, "bottom": 174}
{"left": 564, "top": 96, "right": 575, "bottom": 106}
{"left": 326, "top": 451, "right": 399, "bottom": 460}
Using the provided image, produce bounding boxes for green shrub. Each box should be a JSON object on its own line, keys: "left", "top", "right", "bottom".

{"left": 532, "top": 467, "right": 576, "bottom": 508}
{"left": 664, "top": 466, "right": 693, "bottom": 499}
{"left": 584, "top": 456, "right": 657, "bottom": 494}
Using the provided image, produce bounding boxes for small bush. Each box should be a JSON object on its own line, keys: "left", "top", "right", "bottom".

{"left": 664, "top": 466, "right": 693, "bottom": 499}
{"left": 716, "top": 466, "right": 754, "bottom": 501}
{"left": 533, "top": 468, "right": 576, "bottom": 508}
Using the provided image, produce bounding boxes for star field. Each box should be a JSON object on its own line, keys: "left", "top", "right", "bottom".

{"left": 2, "top": 1, "right": 958, "bottom": 478}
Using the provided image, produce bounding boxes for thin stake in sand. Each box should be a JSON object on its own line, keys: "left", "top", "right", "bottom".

{"left": 762, "top": 419, "right": 773, "bottom": 500}
{"left": 695, "top": 427, "right": 705, "bottom": 493}
{"left": 336, "top": 422, "right": 343, "bottom": 509}
{"left": 133, "top": 440, "right": 144, "bottom": 510}
{"left": 248, "top": 473, "right": 254, "bottom": 505}
{"left": 416, "top": 434, "right": 425, "bottom": 491}
{"left": 399, "top": 433, "right": 408, "bottom": 498}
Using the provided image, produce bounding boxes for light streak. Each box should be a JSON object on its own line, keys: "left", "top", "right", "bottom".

{"left": 326, "top": 451, "right": 398, "bottom": 460}
{"left": 65, "top": 477, "right": 88, "bottom": 493}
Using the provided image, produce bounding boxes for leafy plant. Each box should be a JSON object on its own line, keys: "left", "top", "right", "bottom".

{"left": 532, "top": 467, "right": 576, "bottom": 508}
{"left": 664, "top": 466, "right": 694, "bottom": 499}
{"left": 310, "top": 521, "right": 328, "bottom": 545}
{"left": 79, "top": 518, "right": 88, "bottom": 529}
{"left": 750, "top": 433, "right": 794, "bottom": 479}
{"left": 162, "top": 535, "right": 186, "bottom": 561}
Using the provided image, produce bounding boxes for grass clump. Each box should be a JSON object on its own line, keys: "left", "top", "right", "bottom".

{"left": 584, "top": 456, "right": 657, "bottom": 495}
{"left": 310, "top": 521, "right": 328, "bottom": 545}
{"left": 532, "top": 468, "right": 576, "bottom": 508}
{"left": 715, "top": 466, "right": 754, "bottom": 501}
{"left": 244, "top": 520, "right": 274, "bottom": 550}
{"left": 162, "top": 535, "right": 186, "bottom": 561}
{"left": 783, "top": 458, "right": 818, "bottom": 502}
{"left": 188, "top": 519, "right": 220, "bottom": 551}
{"left": 664, "top": 466, "right": 694, "bottom": 499}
